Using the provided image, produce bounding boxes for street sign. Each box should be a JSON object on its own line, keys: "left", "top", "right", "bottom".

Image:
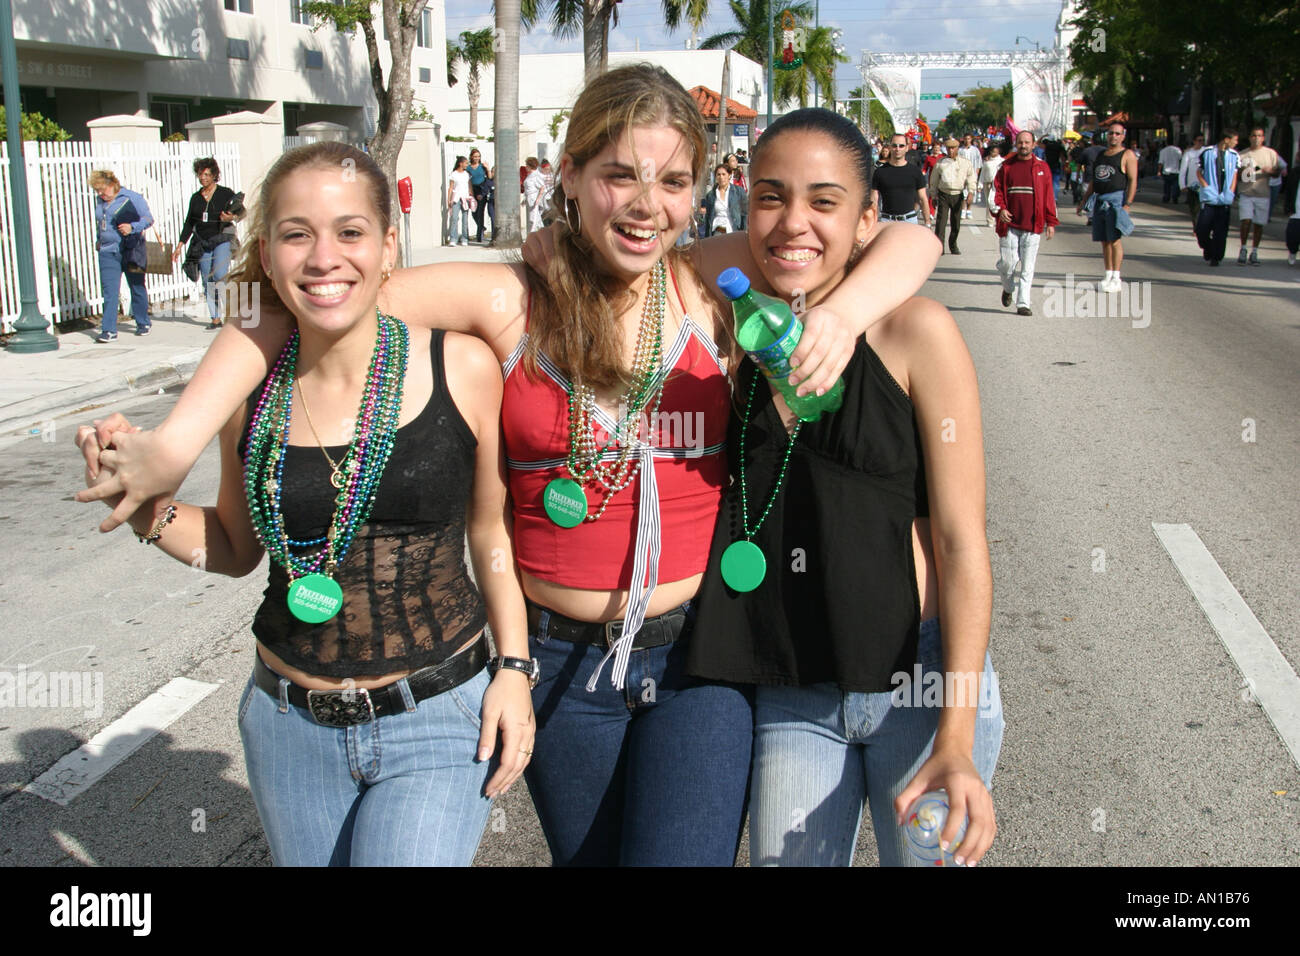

{"left": 733, "top": 124, "right": 748, "bottom": 137}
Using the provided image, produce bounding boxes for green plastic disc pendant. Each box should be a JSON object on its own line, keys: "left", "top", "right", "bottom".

{"left": 287, "top": 573, "right": 344, "bottom": 624}
{"left": 544, "top": 478, "right": 588, "bottom": 528}
{"left": 720, "top": 540, "right": 767, "bottom": 593}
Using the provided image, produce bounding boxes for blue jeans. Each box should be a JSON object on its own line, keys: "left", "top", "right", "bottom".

{"left": 448, "top": 203, "right": 469, "bottom": 243}
{"left": 98, "top": 247, "right": 148, "bottom": 334}
{"left": 237, "top": 660, "right": 494, "bottom": 866}
{"left": 200, "top": 239, "right": 233, "bottom": 321}
{"left": 524, "top": 603, "right": 755, "bottom": 866}
{"left": 749, "top": 618, "right": 1004, "bottom": 867}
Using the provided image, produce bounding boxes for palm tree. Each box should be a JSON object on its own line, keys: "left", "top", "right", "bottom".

{"left": 446, "top": 40, "right": 462, "bottom": 88}
{"left": 700, "top": 0, "right": 815, "bottom": 110}
{"left": 772, "top": 24, "right": 848, "bottom": 108}
{"left": 457, "top": 28, "right": 496, "bottom": 136}
{"left": 493, "top": 0, "right": 522, "bottom": 247}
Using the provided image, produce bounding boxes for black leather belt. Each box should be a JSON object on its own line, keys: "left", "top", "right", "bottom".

{"left": 253, "top": 635, "right": 488, "bottom": 727}
{"left": 526, "top": 599, "right": 690, "bottom": 650}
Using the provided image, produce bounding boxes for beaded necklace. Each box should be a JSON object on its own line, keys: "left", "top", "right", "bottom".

{"left": 543, "top": 259, "right": 668, "bottom": 528}
{"left": 243, "top": 310, "right": 409, "bottom": 623}
{"left": 719, "top": 370, "right": 802, "bottom": 593}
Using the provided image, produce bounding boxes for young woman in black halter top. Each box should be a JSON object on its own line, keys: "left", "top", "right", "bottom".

{"left": 690, "top": 109, "right": 1006, "bottom": 867}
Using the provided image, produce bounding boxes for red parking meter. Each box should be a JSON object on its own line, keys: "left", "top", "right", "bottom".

{"left": 398, "top": 177, "right": 413, "bottom": 214}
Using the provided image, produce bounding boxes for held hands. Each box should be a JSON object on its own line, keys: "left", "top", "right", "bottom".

{"left": 74, "top": 415, "right": 188, "bottom": 532}
{"left": 788, "top": 302, "right": 855, "bottom": 398}
{"left": 895, "top": 745, "right": 996, "bottom": 866}
{"left": 478, "top": 669, "right": 537, "bottom": 799}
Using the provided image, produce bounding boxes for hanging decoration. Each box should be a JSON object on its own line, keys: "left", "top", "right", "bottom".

{"left": 774, "top": 11, "right": 804, "bottom": 71}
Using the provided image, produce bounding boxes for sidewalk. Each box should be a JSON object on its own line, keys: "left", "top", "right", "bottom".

{"left": 0, "top": 244, "right": 509, "bottom": 438}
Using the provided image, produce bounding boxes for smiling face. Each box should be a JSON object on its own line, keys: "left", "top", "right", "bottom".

{"left": 747, "top": 129, "right": 873, "bottom": 308}
{"left": 469, "top": 149, "right": 481, "bottom": 165}
{"left": 259, "top": 166, "right": 397, "bottom": 337}
{"left": 559, "top": 123, "right": 696, "bottom": 281}
{"left": 198, "top": 167, "right": 216, "bottom": 188}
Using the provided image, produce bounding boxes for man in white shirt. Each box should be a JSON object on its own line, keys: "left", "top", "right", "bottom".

{"left": 1236, "top": 126, "right": 1281, "bottom": 264}
{"left": 960, "top": 135, "right": 983, "bottom": 218}
{"left": 929, "top": 138, "right": 978, "bottom": 253}
{"left": 1159, "top": 140, "right": 1183, "bottom": 203}
{"left": 1178, "top": 133, "right": 1207, "bottom": 226}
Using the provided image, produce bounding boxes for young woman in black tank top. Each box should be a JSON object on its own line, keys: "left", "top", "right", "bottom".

{"left": 689, "top": 110, "right": 1004, "bottom": 866}
{"left": 76, "top": 144, "right": 534, "bottom": 866}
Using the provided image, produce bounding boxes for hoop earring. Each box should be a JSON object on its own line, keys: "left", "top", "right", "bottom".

{"left": 564, "top": 196, "right": 582, "bottom": 235}
{"left": 848, "top": 240, "right": 866, "bottom": 267}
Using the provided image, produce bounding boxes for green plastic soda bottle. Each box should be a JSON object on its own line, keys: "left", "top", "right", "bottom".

{"left": 716, "top": 267, "right": 844, "bottom": 421}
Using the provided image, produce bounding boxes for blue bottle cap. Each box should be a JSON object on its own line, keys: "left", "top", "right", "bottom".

{"left": 715, "top": 267, "right": 751, "bottom": 300}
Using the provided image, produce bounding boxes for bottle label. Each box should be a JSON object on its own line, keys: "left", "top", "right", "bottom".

{"left": 746, "top": 317, "right": 802, "bottom": 380}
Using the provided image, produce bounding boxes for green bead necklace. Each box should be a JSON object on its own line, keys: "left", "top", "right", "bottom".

{"left": 719, "top": 370, "right": 803, "bottom": 593}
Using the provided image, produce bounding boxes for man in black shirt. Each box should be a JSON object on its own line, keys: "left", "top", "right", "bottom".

{"left": 871, "top": 134, "right": 931, "bottom": 224}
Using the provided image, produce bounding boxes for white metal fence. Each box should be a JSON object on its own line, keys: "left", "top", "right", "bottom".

{"left": 0, "top": 141, "right": 242, "bottom": 332}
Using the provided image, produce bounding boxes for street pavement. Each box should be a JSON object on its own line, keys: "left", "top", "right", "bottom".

{"left": 1, "top": 180, "right": 1296, "bottom": 867}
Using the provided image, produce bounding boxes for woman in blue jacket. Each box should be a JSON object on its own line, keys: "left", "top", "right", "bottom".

{"left": 699, "top": 163, "right": 747, "bottom": 235}
{"left": 90, "top": 169, "right": 153, "bottom": 342}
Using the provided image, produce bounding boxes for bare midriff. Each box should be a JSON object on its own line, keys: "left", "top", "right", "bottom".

{"left": 255, "top": 631, "right": 483, "bottom": 692}
{"left": 522, "top": 571, "right": 705, "bottom": 623}
{"left": 913, "top": 516, "right": 939, "bottom": 622}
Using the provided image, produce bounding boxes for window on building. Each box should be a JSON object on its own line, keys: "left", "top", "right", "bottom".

{"left": 224, "top": 0, "right": 253, "bottom": 12}
{"left": 417, "top": 9, "right": 433, "bottom": 48}
{"left": 227, "top": 38, "right": 251, "bottom": 60}
{"left": 304, "top": 49, "right": 323, "bottom": 69}
{"left": 290, "top": 0, "right": 311, "bottom": 26}
{"left": 149, "top": 100, "right": 191, "bottom": 140}
{"left": 418, "top": 67, "right": 431, "bottom": 85}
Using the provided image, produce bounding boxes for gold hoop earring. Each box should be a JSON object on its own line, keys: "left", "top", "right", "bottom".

{"left": 381, "top": 265, "right": 392, "bottom": 282}
{"left": 564, "top": 196, "right": 582, "bottom": 235}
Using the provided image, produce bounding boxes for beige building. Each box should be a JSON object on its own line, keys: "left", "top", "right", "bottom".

{"left": 5, "top": 0, "right": 452, "bottom": 142}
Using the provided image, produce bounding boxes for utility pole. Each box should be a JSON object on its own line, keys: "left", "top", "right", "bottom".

{"left": 766, "top": 4, "right": 773, "bottom": 129}
{"left": 1, "top": 0, "right": 57, "bottom": 352}
{"left": 719, "top": 49, "right": 731, "bottom": 158}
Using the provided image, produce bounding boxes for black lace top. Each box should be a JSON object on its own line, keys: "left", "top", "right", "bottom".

{"left": 240, "top": 329, "right": 487, "bottom": 677}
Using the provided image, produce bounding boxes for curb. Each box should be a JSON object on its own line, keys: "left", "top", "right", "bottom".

{"left": 0, "top": 347, "right": 207, "bottom": 437}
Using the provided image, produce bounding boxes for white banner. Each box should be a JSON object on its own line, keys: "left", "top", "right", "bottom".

{"left": 865, "top": 67, "right": 921, "bottom": 131}
{"left": 1011, "top": 63, "right": 1069, "bottom": 139}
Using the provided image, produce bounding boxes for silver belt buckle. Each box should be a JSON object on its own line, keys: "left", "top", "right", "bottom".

{"left": 306, "top": 687, "right": 375, "bottom": 726}
{"left": 603, "top": 620, "right": 624, "bottom": 649}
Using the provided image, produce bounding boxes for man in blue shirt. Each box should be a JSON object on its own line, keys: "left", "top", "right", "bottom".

{"left": 90, "top": 170, "right": 154, "bottom": 342}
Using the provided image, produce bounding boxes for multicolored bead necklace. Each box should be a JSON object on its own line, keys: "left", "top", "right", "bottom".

{"left": 243, "top": 310, "right": 409, "bottom": 622}
{"left": 543, "top": 259, "right": 667, "bottom": 528}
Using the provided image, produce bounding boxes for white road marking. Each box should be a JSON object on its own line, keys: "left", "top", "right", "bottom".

{"left": 23, "top": 676, "right": 219, "bottom": 806}
{"left": 1153, "top": 523, "right": 1300, "bottom": 771}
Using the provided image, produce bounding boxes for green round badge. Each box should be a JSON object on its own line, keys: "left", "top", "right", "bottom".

{"left": 287, "top": 573, "right": 344, "bottom": 624}
{"left": 720, "top": 540, "right": 767, "bottom": 593}
{"left": 544, "top": 478, "right": 588, "bottom": 528}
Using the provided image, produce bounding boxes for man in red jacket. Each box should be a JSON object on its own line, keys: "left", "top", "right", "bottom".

{"left": 992, "top": 130, "right": 1059, "bottom": 315}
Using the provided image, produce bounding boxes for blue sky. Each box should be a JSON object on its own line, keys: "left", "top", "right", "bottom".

{"left": 446, "top": 0, "right": 1070, "bottom": 121}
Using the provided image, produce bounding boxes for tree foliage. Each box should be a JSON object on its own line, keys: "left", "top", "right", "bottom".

{"left": 935, "top": 83, "right": 1013, "bottom": 139}
{"left": 0, "top": 107, "right": 71, "bottom": 142}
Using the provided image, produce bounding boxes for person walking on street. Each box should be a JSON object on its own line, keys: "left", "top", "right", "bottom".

{"left": 172, "top": 157, "right": 239, "bottom": 330}
{"left": 89, "top": 169, "right": 153, "bottom": 342}
{"left": 930, "top": 137, "right": 977, "bottom": 254}
{"left": 447, "top": 155, "right": 472, "bottom": 246}
{"left": 1284, "top": 150, "right": 1299, "bottom": 266}
{"left": 1195, "top": 129, "right": 1241, "bottom": 267}
{"left": 1179, "top": 133, "right": 1207, "bottom": 226}
{"left": 522, "top": 157, "right": 547, "bottom": 234}
{"left": 1159, "top": 140, "right": 1183, "bottom": 202}
{"left": 992, "top": 130, "right": 1058, "bottom": 315}
{"left": 979, "top": 145, "right": 1005, "bottom": 223}
{"left": 467, "top": 149, "right": 492, "bottom": 243}
{"left": 1236, "top": 127, "right": 1281, "bottom": 264}
{"left": 1075, "top": 123, "right": 1137, "bottom": 291}
{"left": 698, "top": 163, "right": 746, "bottom": 234}
{"left": 960, "top": 135, "right": 982, "bottom": 218}
{"left": 872, "top": 134, "right": 932, "bottom": 226}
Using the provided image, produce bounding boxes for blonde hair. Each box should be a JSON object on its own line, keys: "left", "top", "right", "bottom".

{"left": 525, "top": 63, "right": 707, "bottom": 392}
{"left": 87, "top": 169, "right": 120, "bottom": 189}
{"left": 225, "top": 142, "right": 390, "bottom": 318}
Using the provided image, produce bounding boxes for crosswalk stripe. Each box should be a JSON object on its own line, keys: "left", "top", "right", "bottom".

{"left": 1153, "top": 522, "right": 1300, "bottom": 771}
{"left": 24, "top": 676, "right": 220, "bottom": 806}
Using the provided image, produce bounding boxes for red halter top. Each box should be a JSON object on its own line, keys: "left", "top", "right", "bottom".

{"left": 501, "top": 266, "right": 730, "bottom": 671}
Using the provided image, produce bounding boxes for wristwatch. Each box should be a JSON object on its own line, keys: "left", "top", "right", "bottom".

{"left": 490, "top": 655, "right": 540, "bottom": 688}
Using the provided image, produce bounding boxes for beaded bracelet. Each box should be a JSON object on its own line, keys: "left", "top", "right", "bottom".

{"left": 135, "top": 504, "right": 178, "bottom": 544}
